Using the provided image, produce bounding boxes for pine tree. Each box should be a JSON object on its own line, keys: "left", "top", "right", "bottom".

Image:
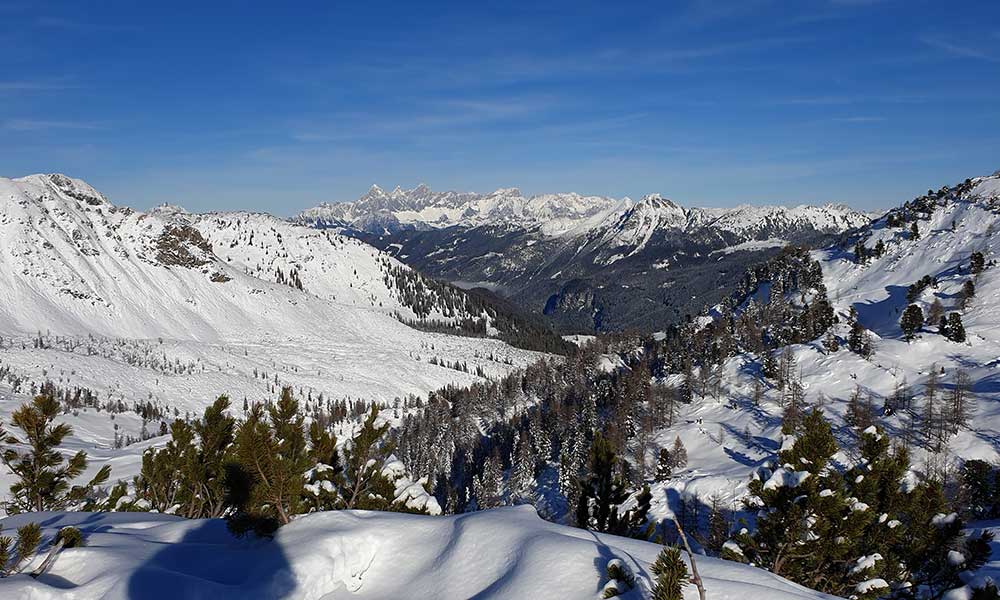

{"left": 730, "top": 410, "right": 844, "bottom": 587}
{"left": 338, "top": 405, "right": 410, "bottom": 511}
{"left": 0, "top": 522, "right": 40, "bottom": 577}
{"left": 508, "top": 430, "right": 536, "bottom": 501}
{"left": 654, "top": 448, "right": 673, "bottom": 482}
{"left": 1, "top": 395, "right": 110, "bottom": 514}
{"left": 822, "top": 330, "right": 839, "bottom": 353}
{"left": 854, "top": 241, "right": 868, "bottom": 264}
{"left": 873, "top": 239, "right": 886, "bottom": 258}
{"left": 705, "top": 492, "right": 730, "bottom": 553}
{"left": 225, "top": 387, "right": 309, "bottom": 535}
{"left": 947, "top": 312, "right": 966, "bottom": 342}
{"left": 475, "top": 449, "right": 505, "bottom": 509}
{"left": 577, "top": 432, "right": 627, "bottom": 532}
{"left": 959, "top": 459, "right": 996, "bottom": 520}
{"left": 900, "top": 304, "right": 924, "bottom": 340}
{"left": 970, "top": 251, "right": 985, "bottom": 275}
{"left": 650, "top": 546, "right": 690, "bottom": 600}
{"left": 558, "top": 446, "right": 580, "bottom": 516}
{"left": 961, "top": 279, "right": 976, "bottom": 309}
{"left": 910, "top": 221, "right": 920, "bottom": 240}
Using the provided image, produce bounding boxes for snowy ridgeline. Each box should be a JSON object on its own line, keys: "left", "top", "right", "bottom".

{"left": 0, "top": 506, "right": 840, "bottom": 600}
{"left": 0, "top": 173, "right": 550, "bottom": 495}
{"left": 296, "top": 181, "right": 870, "bottom": 242}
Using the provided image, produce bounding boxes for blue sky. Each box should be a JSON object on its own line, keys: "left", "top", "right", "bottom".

{"left": 1, "top": 1, "right": 998, "bottom": 213}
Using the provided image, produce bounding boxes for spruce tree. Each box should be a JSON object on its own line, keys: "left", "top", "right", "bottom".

{"left": 910, "top": 221, "right": 920, "bottom": 240}
{"left": 900, "top": 304, "right": 924, "bottom": 340}
{"left": 475, "top": 450, "right": 505, "bottom": 509}
{"left": 1, "top": 395, "right": 110, "bottom": 513}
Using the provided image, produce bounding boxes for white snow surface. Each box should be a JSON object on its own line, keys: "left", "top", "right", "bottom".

{"left": 0, "top": 506, "right": 840, "bottom": 600}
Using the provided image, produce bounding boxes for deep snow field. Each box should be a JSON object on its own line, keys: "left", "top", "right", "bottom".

{"left": 0, "top": 506, "right": 839, "bottom": 600}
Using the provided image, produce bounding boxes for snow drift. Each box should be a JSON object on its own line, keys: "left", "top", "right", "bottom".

{"left": 0, "top": 506, "right": 838, "bottom": 599}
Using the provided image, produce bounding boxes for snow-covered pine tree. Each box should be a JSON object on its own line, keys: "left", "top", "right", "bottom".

{"left": 947, "top": 312, "right": 966, "bottom": 342}
{"left": 730, "top": 410, "right": 850, "bottom": 591}
{"left": 508, "top": 430, "right": 536, "bottom": 501}
{"left": 474, "top": 449, "right": 505, "bottom": 509}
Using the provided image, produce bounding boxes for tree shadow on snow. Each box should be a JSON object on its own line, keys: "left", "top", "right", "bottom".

{"left": 125, "top": 518, "right": 296, "bottom": 600}
{"left": 853, "top": 285, "right": 908, "bottom": 338}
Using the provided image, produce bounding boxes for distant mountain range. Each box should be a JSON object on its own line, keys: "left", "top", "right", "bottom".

{"left": 296, "top": 185, "right": 871, "bottom": 332}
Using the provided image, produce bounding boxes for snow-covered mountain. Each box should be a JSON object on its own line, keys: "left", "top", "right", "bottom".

{"left": 297, "top": 184, "right": 870, "bottom": 332}
{"left": 0, "top": 173, "right": 549, "bottom": 487}
{"left": 623, "top": 169, "right": 1000, "bottom": 543}
{"left": 296, "top": 184, "right": 625, "bottom": 236}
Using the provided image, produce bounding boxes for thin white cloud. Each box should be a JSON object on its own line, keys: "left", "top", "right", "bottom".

{"left": 0, "top": 80, "right": 77, "bottom": 93}
{"left": 3, "top": 119, "right": 102, "bottom": 131}
{"left": 920, "top": 35, "right": 1000, "bottom": 63}
{"left": 831, "top": 116, "right": 886, "bottom": 123}
{"left": 35, "top": 16, "right": 139, "bottom": 32}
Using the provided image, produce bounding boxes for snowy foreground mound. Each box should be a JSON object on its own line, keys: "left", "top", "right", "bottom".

{"left": 0, "top": 506, "right": 836, "bottom": 600}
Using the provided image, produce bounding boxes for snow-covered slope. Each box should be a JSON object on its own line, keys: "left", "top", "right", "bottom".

{"left": 0, "top": 506, "right": 837, "bottom": 600}
{"left": 0, "top": 174, "right": 546, "bottom": 491}
{"left": 631, "top": 171, "right": 1000, "bottom": 532}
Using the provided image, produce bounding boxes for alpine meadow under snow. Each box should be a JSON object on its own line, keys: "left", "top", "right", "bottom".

{"left": 0, "top": 170, "right": 998, "bottom": 600}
